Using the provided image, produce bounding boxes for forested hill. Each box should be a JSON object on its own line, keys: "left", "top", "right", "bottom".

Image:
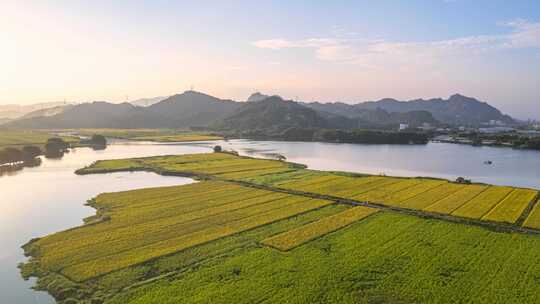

{"left": 6, "top": 91, "right": 512, "bottom": 129}
{"left": 306, "top": 94, "right": 514, "bottom": 126}
{"left": 7, "top": 91, "right": 240, "bottom": 129}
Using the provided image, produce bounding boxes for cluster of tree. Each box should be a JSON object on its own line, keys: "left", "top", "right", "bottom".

{"left": 454, "top": 132, "right": 540, "bottom": 150}
{"left": 79, "top": 134, "right": 107, "bottom": 150}
{"left": 511, "top": 137, "right": 540, "bottom": 150}
{"left": 0, "top": 145, "right": 42, "bottom": 165}
{"left": 44, "top": 137, "right": 70, "bottom": 158}
{"left": 455, "top": 177, "right": 472, "bottom": 184}
{"left": 313, "top": 129, "right": 429, "bottom": 145}
{"left": 0, "top": 137, "right": 73, "bottom": 166}
{"left": 226, "top": 127, "right": 429, "bottom": 145}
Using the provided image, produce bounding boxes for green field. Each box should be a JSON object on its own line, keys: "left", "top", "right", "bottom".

{"left": 108, "top": 212, "right": 540, "bottom": 304}
{"left": 21, "top": 152, "right": 540, "bottom": 304}
{"left": 261, "top": 206, "right": 378, "bottom": 251}
{"left": 76, "top": 152, "right": 298, "bottom": 178}
{"left": 0, "top": 130, "right": 77, "bottom": 148}
{"left": 72, "top": 128, "right": 223, "bottom": 142}
{"left": 77, "top": 153, "right": 538, "bottom": 226}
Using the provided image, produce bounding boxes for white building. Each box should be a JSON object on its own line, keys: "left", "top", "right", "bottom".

{"left": 399, "top": 123, "right": 409, "bottom": 131}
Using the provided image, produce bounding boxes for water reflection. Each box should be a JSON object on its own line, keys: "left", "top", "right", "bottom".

{"left": 0, "top": 142, "right": 209, "bottom": 304}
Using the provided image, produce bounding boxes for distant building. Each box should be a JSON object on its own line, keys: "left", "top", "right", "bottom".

{"left": 399, "top": 123, "right": 409, "bottom": 131}
{"left": 478, "top": 127, "right": 515, "bottom": 134}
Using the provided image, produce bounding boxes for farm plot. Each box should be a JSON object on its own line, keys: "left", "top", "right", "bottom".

{"left": 424, "top": 185, "right": 488, "bottom": 214}
{"left": 354, "top": 179, "right": 423, "bottom": 202}
{"left": 523, "top": 199, "right": 540, "bottom": 229}
{"left": 24, "top": 181, "right": 333, "bottom": 281}
{"left": 332, "top": 177, "right": 402, "bottom": 198}
{"left": 108, "top": 212, "right": 540, "bottom": 304}
{"left": 293, "top": 176, "right": 385, "bottom": 196}
{"left": 482, "top": 189, "right": 538, "bottom": 224}
{"left": 78, "top": 152, "right": 295, "bottom": 179}
{"left": 452, "top": 186, "right": 514, "bottom": 219}
{"left": 396, "top": 183, "right": 465, "bottom": 210}
{"left": 77, "top": 153, "right": 537, "bottom": 229}
{"left": 381, "top": 180, "right": 447, "bottom": 206}
{"left": 262, "top": 206, "right": 379, "bottom": 251}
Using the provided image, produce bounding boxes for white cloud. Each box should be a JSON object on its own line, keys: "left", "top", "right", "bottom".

{"left": 504, "top": 19, "right": 540, "bottom": 48}
{"left": 252, "top": 20, "right": 540, "bottom": 67}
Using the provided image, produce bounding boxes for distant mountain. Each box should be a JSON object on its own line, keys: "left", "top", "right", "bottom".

{"left": 7, "top": 91, "right": 510, "bottom": 130}
{"left": 8, "top": 91, "right": 241, "bottom": 129}
{"left": 147, "top": 91, "right": 241, "bottom": 127}
{"left": 0, "top": 118, "right": 11, "bottom": 125}
{"left": 0, "top": 102, "right": 71, "bottom": 119}
{"left": 129, "top": 96, "right": 169, "bottom": 107}
{"left": 306, "top": 102, "right": 437, "bottom": 127}
{"left": 21, "top": 105, "right": 74, "bottom": 119}
{"left": 246, "top": 92, "right": 272, "bottom": 102}
{"left": 216, "top": 96, "right": 328, "bottom": 131}
{"left": 8, "top": 102, "right": 156, "bottom": 129}
{"left": 347, "top": 94, "right": 514, "bottom": 126}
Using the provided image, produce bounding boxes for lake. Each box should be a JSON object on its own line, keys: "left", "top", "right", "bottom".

{"left": 1, "top": 140, "right": 539, "bottom": 303}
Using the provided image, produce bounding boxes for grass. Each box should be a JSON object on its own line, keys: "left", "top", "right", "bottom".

{"left": 131, "top": 134, "right": 222, "bottom": 142}
{"left": 107, "top": 212, "right": 540, "bottom": 304}
{"left": 0, "top": 130, "right": 77, "bottom": 148}
{"left": 77, "top": 152, "right": 297, "bottom": 179}
{"left": 72, "top": 128, "right": 223, "bottom": 142}
{"left": 261, "top": 206, "right": 378, "bottom": 251}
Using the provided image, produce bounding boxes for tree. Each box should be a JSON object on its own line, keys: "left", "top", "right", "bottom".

{"left": 45, "top": 138, "right": 69, "bottom": 158}
{"left": 456, "top": 177, "right": 471, "bottom": 184}
{"left": 0, "top": 147, "right": 23, "bottom": 165}
{"left": 22, "top": 145, "right": 42, "bottom": 160}
{"left": 213, "top": 145, "right": 222, "bottom": 153}
{"left": 276, "top": 154, "right": 287, "bottom": 161}
{"left": 91, "top": 134, "right": 107, "bottom": 146}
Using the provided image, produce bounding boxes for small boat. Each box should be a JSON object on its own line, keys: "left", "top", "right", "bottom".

{"left": 484, "top": 160, "right": 493, "bottom": 165}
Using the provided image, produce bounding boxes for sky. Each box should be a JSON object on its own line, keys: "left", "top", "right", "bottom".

{"left": 1, "top": 0, "right": 540, "bottom": 119}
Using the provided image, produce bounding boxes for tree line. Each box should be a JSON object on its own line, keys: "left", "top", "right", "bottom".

{"left": 227, "top": 127, "right": 429, "bottom": 145}
{"left": 0, "top": 137, "right": 70, "bottom": 166}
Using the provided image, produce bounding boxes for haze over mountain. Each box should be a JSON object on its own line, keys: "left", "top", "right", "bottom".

{"left": 129, "top": 96, "right": 169, "bottom": 107}
{"left": 0, "top": 102, "right": 71, "bottom": 120}
{"left": 7, "top": 91, "right": 240, "bottom": 129}
{"left": 5, "top": 91, "right": 514, "bottom": 130}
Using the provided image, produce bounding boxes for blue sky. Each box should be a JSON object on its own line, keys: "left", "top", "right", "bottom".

{"left": 1, "top": 0, "right": 539, "bottom": 119}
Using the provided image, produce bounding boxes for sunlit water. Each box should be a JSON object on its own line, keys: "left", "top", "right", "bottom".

{"left": 1, "top": 139, "right": 539, "bottom": 303}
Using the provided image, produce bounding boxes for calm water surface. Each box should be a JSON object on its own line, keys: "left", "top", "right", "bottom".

{"left": 1, "top": 140, "right": 539, "bottom": 303}
{"left": 217, "top": 140, "right": 540, "bottom": 189}
{"left": 0, "top": 141, "right": 208, "bottom": 304}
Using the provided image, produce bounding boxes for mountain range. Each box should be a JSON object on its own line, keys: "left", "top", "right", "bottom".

{"left": 0, "top": 102, "right": 71, "bottom": 120}
{"left": 3, "top": 91, "right": 515, "bottom": 130}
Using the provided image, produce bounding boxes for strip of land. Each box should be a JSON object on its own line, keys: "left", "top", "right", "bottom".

{"left": 71, "top": 128, "right": 223, "bottom": 142}
{"left": 21, "top": 152, "right": 540, "bottom": 304}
